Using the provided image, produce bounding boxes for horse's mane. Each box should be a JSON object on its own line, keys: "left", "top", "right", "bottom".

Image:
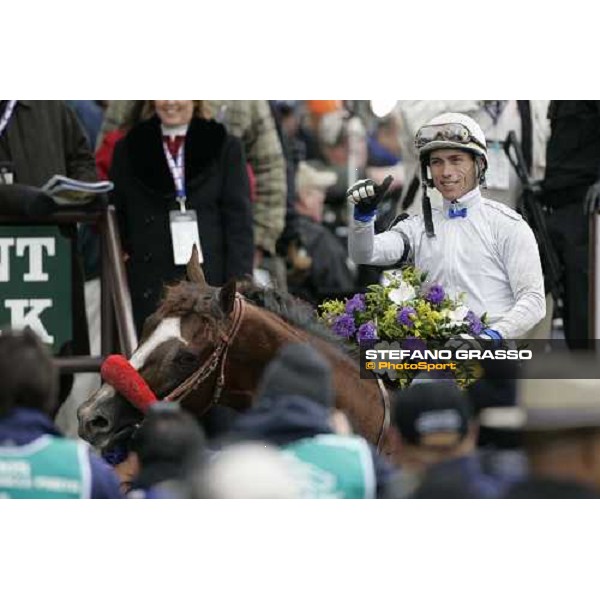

{"left": 237, "top": 281, "right": 360, "bottom": 361}
{"left": 157, "top": 280, "right": 359, "bottom": 361}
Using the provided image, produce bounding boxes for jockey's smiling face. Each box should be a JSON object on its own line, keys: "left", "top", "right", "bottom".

{"left": 154, "top": 100, "right": 194, "bottom": 127}
{"left": 429, "top": 148, "right": 478, "bottom": 201}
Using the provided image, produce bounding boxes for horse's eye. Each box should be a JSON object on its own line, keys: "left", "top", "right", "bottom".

{"left": 175, "top": 350, "right": 199, "bottom": 367}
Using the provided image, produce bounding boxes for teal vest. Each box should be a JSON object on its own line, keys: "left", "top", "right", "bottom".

{"left": 282, "top": 434, "right": 376, "bottom": 499}
{"left": 0, "top": 435, "right": 90, "bottom": 499}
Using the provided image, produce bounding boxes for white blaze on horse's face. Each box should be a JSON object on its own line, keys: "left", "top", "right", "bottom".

{"left": 129, "top": 317, "right": 185, "bottom": 371}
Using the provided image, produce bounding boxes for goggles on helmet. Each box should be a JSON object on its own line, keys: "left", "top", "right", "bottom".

{"left": 415, "top": 122, "right": 486, "bottom": 151}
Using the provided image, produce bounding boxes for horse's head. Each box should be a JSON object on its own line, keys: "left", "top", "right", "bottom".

{"left": 78, "top": 247, "right": 240, "bottom": 451}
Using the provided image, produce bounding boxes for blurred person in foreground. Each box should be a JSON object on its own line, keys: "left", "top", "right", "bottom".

{"left": 123, "top": 404, "right": 206, "bottom": 499}
{"left": 228, "top": 343, "right": 393, "bottom": 498}
{"left": 389, "top": 379, "right": 509, "bottom": 498}
{"left": 0, "top": 329, "right": 121, "bottom": 498}
{"left": 483, "top": 355, "right": 600, "bottom": 498}
{"left": 191, "top": 442, "right": 301, "bottom": 499}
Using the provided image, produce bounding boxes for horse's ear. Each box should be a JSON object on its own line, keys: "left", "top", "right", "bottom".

{"left": 186, "top": 245, "right": 207, "bottom": 286}
{"left": 219, "top": 280, "right": 237, "bottom": 315}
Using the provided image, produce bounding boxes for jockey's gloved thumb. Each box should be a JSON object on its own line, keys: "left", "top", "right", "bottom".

{"left": 348, "top": 175, "right": 394, "bottom": 221}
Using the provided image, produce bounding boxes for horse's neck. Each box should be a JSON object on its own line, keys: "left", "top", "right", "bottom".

{"left": 240, "top": 303, "right": 365, "bottom": 378}
{"left": 236, "top": 305, "right": 383, "bottom": 443}
{"left": 240, "top": 303, "right": 308, "bottom": 349}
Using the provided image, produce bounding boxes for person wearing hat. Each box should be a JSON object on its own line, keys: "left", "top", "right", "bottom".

{"left": 482, "top": 354, "right": 600, "bottom": 498}
{"left": 346, "top": 112, "right": 545, "bottom": 340}
{"left": 287, "top": 162, "right": 356, "bottom": 303}
{"left": 389, "top": 379, "right": 508, "bottom": 498}
{"left": 229, "top": 342, "right": 393, "bottom": 498}
{"left": 125, "top": 404, "right": 206, "bottom": 499}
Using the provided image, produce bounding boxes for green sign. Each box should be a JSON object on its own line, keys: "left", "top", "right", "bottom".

{"left": 0, "top": 225, "right": 72, "bottom": 353}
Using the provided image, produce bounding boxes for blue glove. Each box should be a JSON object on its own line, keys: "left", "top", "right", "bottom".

{"left": 445, "top": 330, "right": 502, "bottom": 353}
{"left": 102, "top": 444, "right": 129, "bottom": 466}
{"left": 481, "top": 328, "right": 502, "bottom": 341}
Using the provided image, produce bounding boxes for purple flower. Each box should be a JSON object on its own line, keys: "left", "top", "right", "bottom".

{"left": 425, "top": 284, "right": 445, "bottom": 305}
{"left": 397, "top": 307, "right": 417, "bottom": 328}
{"left": 357, "top": 321, "right": 378, "bottom": 342}
{"left": 332, "top": 314, "right": 357, "bottom": 339}
{"left": 402, "top": 336, "right": 427, "bottom": 353}
{"left": 345, "top": 293, "right": 366, "bottom": 314}
{"left": 466, "top": 310, "right": 484, "bottom": 336}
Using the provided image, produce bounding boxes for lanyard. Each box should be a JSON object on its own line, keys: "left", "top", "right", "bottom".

{"left": 0, "top": 100, "right": 17, "bottom": 139}
{"left": 162, "top": 140, "right": 187, "bottom": 212}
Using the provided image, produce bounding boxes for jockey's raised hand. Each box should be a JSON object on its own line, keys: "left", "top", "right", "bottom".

{"left": 347, "top": 175, "right": 394, "bottom": 222}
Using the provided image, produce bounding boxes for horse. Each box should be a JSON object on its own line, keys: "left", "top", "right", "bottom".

{"left": 77, "top": 249, "right": 391, "bottom": 454}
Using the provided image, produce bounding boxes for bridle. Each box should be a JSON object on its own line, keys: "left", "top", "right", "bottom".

{"left": 162, "top": 293, "right": 246, "bottom": 416}
{"left": 375, "top": 376, "right": 391, "bottom": 454}
{"left": 133, "top": 292, "right": 391, "bottom": 452}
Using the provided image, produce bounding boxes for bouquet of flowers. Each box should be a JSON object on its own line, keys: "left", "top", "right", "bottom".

{"left": 318, "top": 267, "right": 488, "bottom": 387}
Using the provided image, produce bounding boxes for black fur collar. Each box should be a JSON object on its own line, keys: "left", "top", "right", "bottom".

{"left": 124, "top": 115, "right": 227, "bottom": 192}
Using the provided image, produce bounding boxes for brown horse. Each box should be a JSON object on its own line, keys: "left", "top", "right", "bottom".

{"left": 78, "top": 250, "right": 391, "bottom": 453}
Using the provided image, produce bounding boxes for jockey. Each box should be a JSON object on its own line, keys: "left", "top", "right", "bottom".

{"left": 347, "top": 112, "right": 545, "bottom": 340}
{"left": 228, "top": 343, "right": 393, "bottom": 499}
{"left": 0, "top": 329, "right": 121, "bottom": 499}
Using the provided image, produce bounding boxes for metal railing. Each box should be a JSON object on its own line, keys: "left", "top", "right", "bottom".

{"left": 0, "top": 186, "right": 137, "bottom": 373}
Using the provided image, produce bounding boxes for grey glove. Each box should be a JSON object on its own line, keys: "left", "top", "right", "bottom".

{"left": 347, "top": 175, "right": 394, "bottom": 216}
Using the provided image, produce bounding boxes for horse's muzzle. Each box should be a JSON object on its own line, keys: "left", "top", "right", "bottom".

{"left": 77, "top": 384, "right": 140, "bottom": 450}
{"left": 77, "top": 394, "right": 115, "bottom": 447}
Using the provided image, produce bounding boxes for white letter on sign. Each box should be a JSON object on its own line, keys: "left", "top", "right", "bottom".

{"left": 16, "top": 238, "right": 56, "bottom": 282}
{"left": 0, "top": 238, "right": 15, "bottom": 282}
{"left": 4, "top": 299, "right": 55, "bottom": 344}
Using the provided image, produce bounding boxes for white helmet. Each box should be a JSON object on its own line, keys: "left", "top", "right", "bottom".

{"left": 415, "top": 112, "right": 488, "bottom": 172}
{"left": 414, "top": 113, "right": 488, "bottom": 239}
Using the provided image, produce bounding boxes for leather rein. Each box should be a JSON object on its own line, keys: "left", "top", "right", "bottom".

{"left": 152, "top": 293, "right": 390, "bottom": 452}
{"left": 162, "top": 293, "right": 246, "bottom": 416}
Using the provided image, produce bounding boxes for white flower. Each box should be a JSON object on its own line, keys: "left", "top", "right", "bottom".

{"left": 446, "top": 304, "right": 469, "bottom": 326}
{"left": 381, "top": 269, "right": 403, "bottom": 287}
{"left": 388, "top": 281, "right": 416, "bottom": 304}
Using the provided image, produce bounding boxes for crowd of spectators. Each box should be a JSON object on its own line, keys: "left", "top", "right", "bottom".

{"left": 2, "top": 100, "right": 600, "bottom": 498}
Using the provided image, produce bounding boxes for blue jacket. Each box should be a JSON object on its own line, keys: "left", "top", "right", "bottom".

{"left": 229, "top": 395, "right": 394, "bottom": 498}
{"left": 412, "top": 454, "right": 511, "bottom": 499}
{"left": 0, "top": 408, "right": 122, "bottom": 499}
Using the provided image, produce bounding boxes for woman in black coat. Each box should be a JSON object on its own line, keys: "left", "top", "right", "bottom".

{"left": 109, "top": 100, "right": 254, "bottom": 334}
